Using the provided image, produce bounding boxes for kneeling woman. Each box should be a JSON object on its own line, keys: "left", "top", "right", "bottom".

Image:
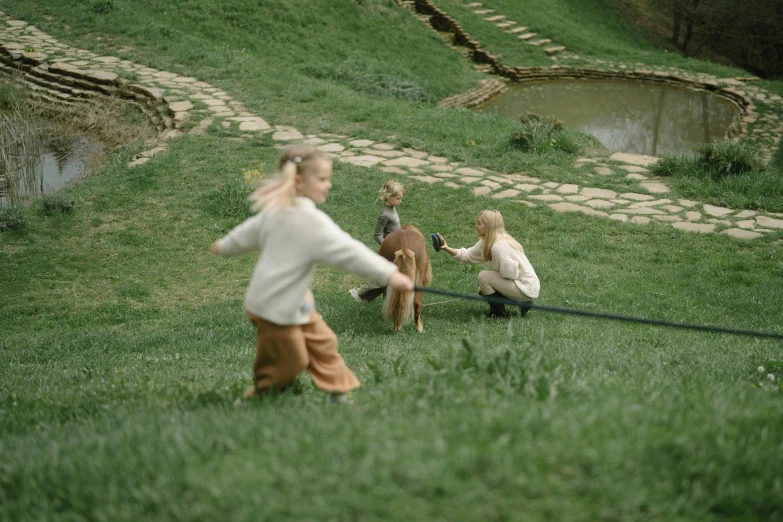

{"left": 436, "top": 209, "right": 540, "bottom": 318}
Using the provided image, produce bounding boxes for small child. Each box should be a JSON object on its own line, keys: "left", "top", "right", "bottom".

{"left": 211, "top": 145, "right": 413, "bottom": 402}
{"left": 349, "top": 179, "right": 404, "bottom": 303}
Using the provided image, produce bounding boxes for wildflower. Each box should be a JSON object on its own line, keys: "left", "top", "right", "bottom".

{"left": 243, "top": 165, "right": 265, "bottom": 187}
{"left": 758, "top": 366, "right": 765, "bottom": 373}
{"left": 768, "top": 374, "right": 775, "bottom": 382}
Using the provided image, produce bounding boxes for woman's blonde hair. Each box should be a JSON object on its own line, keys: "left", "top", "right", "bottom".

{"left": 479, "top": 209, "right": 523, "bottom": 261}
{"left": 249, "top": 144, "right": 328, "bottom": 212}
{"left": 378, "top": 179, "right": 404, "bottom": 204}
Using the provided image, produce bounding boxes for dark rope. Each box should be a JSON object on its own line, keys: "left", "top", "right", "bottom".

{"left": 414, "top": 285, "right": 783, "bottom": 341}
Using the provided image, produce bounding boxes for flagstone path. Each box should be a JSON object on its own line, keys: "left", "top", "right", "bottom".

{"left": 1, "top": 10, "right": 781, "bottom": 240}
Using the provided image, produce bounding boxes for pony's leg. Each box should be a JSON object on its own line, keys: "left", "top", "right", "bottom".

{"left": 414, "top": 290, "right": 424, "bottom": 332}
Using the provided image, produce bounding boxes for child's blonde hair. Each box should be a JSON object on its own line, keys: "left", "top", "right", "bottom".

{"left": 378, "top": 179, "right": 404, "bottom": 204}
{"left": 250, "top": 144, "right": 328, "bottom": 212}
{"left": 479, "top": 209, "right": 524, "bottom": 261}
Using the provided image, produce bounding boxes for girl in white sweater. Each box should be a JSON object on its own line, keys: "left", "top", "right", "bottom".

{"left": 436, "top": 209, "right": 539, "bottom": 319}
{"left": 211, "top": 144, "right": 413, "bottom": 402}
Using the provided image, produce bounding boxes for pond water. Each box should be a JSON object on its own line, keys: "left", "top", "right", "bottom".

{"left": 476, "top": 80, "right": 741, "bottom": 156}
{"left": 1, "top": 131, "right": 105, "bottom": 205}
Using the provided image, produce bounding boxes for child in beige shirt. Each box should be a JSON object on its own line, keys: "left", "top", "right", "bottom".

{"left": 212, "top": 146, "right": 412, "bottom": 402}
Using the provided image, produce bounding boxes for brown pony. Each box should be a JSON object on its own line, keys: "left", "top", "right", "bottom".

{"left": 378, "top": 224, "right": 433, "bottom": 332}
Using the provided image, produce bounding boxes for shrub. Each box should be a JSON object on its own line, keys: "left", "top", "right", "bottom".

{"left": 694, "top": 140, "right": 766, "bottom": 180}
{"left": 41, "top": 193, "right": 76, "bottom": 215}
{"left": 650, "top": 140, "right": 783, "bottom": 212}
{"left": 650, "top": 155, "right": 701, "bottom": 177}
{"left": 0, "top": 205, "right": 27, "bottom": 231}
{"left": 652, "top": 140, "right": 766, "bottom": 182}
{"left": 511, "top": 112, "right": 583, "bottom": 155}
{"left": 551, "top": 130, "right": 583, "bottom": 155}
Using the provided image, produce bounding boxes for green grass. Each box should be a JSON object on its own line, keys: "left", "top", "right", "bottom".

{"left": 2, "top": 0, "right": 783, "bottom": 520}
{"left": 650, "top": 140, "right": 783, "bottom": 212}
{"left": 436, "top": 0, "right": 753, "bottom": 77}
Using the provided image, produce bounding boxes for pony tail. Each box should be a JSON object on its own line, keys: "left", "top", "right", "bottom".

{"left": 250, "top": 160, "right": 298, "bottom": 212}
{"left": 383, "top": 249, "right": 416, "bottom": 329}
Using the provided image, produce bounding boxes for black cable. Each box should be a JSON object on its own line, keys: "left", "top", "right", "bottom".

{"left": 413, "top": 286, "right": 783, "bottom": 340}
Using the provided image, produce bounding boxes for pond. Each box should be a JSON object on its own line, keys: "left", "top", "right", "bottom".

{"left": 1, "top": 128, "right": 105, "bottom": 206}
{"left": 476, "top": 80, "right": 741, "bottom": 157}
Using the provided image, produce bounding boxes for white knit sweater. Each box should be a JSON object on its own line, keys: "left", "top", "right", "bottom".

{"left": 218, "top": 197, "right": 398, "bottom": 325}
{"left": 453, "top": 239, "right": 540, "bottom": 299}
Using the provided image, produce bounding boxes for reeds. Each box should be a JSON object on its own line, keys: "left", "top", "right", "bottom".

{"left": 0, "top": 105, "right": 44, "bottom": 205}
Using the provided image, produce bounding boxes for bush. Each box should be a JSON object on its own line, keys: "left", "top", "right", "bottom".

{"left": 41, "top": 193, "right": 76, "bottom": 215}
{"left": 694, "top": 140, "right": 766, "bottom": 179}
{"left": 652, "top": 140, "right": 766, "bottom": 182}
{"left": 0, "top": 205, "right": 27, "bottom": 231}
{"left": 511, "top": 112, "right": 583, "bottom": 155}
{"left": 650, "top": 155, "right": 701, "bottom": 177}
{"left": 650, "top": 140, "right": 783, "bottom": 212}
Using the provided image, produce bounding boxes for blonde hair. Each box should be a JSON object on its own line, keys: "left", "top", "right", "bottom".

{"left": 479, "top": 209, "right": 524, "bottom": 261}
{"left": 378, "top": 179, "right": 404, "bottom": 205}
{"left": 249, "top": 144, "right": 329, "bottom": 212}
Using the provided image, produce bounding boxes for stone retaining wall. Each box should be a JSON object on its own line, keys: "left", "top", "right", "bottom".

{"left": 438, "top": 77, "right": 506, "bottom": 108}
{"left": 0, "top": 43, "right": 171, "bottom": 134}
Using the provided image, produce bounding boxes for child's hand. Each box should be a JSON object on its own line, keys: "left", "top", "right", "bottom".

{"left": 210, "top": 240, "right": 222, "bottom": 255}
{"left": 437, "top": 234, "right": 448, "bottom": 250}
{"left": 388, "top": 271, "right": 414, "bottom": 292}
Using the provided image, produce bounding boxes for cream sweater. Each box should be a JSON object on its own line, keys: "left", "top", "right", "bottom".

{"left": 453, "top": 239, "right": 540, "bottom": 299}
{"left": 218, "top": 197, "right": 398, "bottom": 325}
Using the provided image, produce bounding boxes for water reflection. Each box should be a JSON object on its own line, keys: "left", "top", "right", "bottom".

{"left": 40, "top": 134, "right": 104, "bottom": 192}
{"left": 476, "top": 80, "right": 740, "bottom": 156}
{"left": 1, "top": 131, "right": 104, "bottom": 205}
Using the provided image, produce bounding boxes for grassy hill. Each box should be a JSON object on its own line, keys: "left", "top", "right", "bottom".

{"left": 2, "top": 1, "right": 782, "bottom": 520}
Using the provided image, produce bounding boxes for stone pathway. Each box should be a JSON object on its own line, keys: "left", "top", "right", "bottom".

{"left": 1, "top": 10, "right": 781, "bottom": 240}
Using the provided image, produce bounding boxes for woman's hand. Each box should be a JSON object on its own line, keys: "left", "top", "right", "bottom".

{"left": 210, "top": 240, "right": 222, "bottom": 255}
{"left": 437, "top": 234, "right": 454, "bottom": 256}
{"left": 388, "top": 271, "right": 414, "bottom": 292}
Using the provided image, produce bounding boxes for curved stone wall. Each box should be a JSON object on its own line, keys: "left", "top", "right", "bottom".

{"left": 0, "top": 44, "right": 170, "bottom": 133}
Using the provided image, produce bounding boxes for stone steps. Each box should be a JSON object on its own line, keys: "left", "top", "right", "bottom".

{"left": 467, "top": 2, "right": 566, "bottom": 56}
{"left": 439, "top": 78, "right": 506, "bottom": 108}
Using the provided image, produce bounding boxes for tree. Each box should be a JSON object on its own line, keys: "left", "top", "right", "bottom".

{"left": 650, "top": 0, "right": 783, "bottom": 78}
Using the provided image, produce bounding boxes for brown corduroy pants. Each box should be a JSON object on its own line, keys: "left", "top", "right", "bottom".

{"left": 243, "top": 310, "right": 361, "bottom": 397}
